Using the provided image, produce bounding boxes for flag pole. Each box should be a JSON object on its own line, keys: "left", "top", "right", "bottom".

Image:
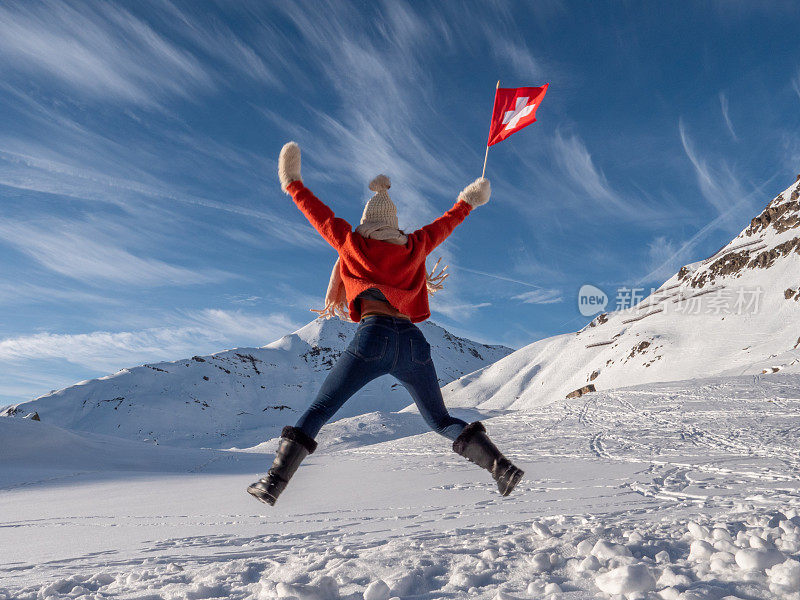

{"left": 481, "top": 80, "right": 500, "bottom": 179}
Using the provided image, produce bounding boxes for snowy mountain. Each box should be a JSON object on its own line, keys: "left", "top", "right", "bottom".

{"left": 2, "top": 318, "right": 511, "bottom": 448}
{"left": 444, "top": 175, "right": 800, "bottom": 411}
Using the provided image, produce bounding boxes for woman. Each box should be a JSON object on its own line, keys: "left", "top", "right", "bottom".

{"left": 247, "top": 142, "right": 523, "bottom": 506}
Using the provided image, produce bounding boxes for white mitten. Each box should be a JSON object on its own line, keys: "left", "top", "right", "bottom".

{"left": 278, "top": 141, "right": 302, "bottom": 193}
{"left": 458, "top": 177, "right": 491, "bottom": 207}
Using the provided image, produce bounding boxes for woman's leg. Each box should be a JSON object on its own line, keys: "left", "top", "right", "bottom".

{"left": 391, "top": 327, "right": 467, "bottom": 441}
{"left": 294, "top": 322, "right": 393, "bottom": 439}
{"left": 249, "top": 322, "right": 392, "bottom": 505}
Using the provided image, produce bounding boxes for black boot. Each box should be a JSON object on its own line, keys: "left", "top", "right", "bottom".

{"left": 452, "top": 421, "right": 524, "bottom": 496}
{"left": 247, "top": 426, "right": 317, "bottom": 505}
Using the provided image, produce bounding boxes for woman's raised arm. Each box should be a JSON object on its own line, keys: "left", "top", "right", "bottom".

{"left": 412, "top": 177, "right": 491, "bottom": 253}
{"left": 278, "top": 142, "right": 351, "bottom": 250}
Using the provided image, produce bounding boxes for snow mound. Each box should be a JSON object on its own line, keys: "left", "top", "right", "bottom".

{"left": 595, "top": 563, "right": 656, "bottom": 596}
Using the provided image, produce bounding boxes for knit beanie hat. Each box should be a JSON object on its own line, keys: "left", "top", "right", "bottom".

{"left": 360, "top": 175, "right": 398, "bottom": 229}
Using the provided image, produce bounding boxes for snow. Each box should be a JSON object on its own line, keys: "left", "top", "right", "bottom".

{"left": 591, "top": 539, "right": 634, "bottom": 561}
{"left": 531, "top": 520, "right": 553, "bottom": 538}
{"left": 595, "top": 563, "right": 656, "bottom": 596}
{"left": 688, "top": 540, "right": 716, "bottom": 561}
{"left": 363, "top": 579, "right": 391, "bottom": 600}
{"left": 2, "top": 374, "right": 799, "bottom": 599}
{"left": 276, "top": 575, "right": 340, "bottom": 600}
{"left": 734, "top": 547, "right": 785, "bottom": 570}
{"left": 768, "top": 559, "right": 800, "bottom": 595}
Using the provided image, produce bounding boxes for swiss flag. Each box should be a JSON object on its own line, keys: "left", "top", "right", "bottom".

{"left": 487, "top": 84, "right": 548, "bottom": 146}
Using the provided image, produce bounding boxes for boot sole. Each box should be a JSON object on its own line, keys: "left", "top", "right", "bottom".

{"left": 247, "top": 485, "right": 277, "bottom": 506}
{"left": 499, "top": 468, "right": 524, "bottom": 496}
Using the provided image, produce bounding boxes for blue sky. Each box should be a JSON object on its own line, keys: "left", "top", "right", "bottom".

{"left": 1, "top": 1, "right": 799, "bottom": 403}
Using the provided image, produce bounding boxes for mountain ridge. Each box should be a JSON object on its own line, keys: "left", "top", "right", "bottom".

{"left": 443, "top": 175, "right": 800, "bottom": 411}
{"left": 3, "top": 318, "right": 512, "bottom": 448}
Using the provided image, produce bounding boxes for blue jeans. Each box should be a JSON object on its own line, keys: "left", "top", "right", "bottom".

{"left": 295, "top": 316, "right": 468, "bottom": 441}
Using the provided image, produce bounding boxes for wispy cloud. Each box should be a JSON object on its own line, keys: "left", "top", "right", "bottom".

{"left": 678, "top": 119, "right": 750, "bottom": 227}
{"left": 178, "top": 309, "right": 296, "bottom": 347}
{"left": 643, "top": 236, "right": 681, "bottom": 283}
{"left": 551, "top": 129, "right": 652, "bottom": 219}
{"left": 0, "top": 1, "right": 281, "bottom": 109}
{"left": 512, "top": 289, "right": 563, "bottom": 304}
{"left": 780, "top": 132, "right": 800, "bottom": 174}
{"left": 225, "top": 294, "right": 262, "bottom": 306}
{"left": 449, "top": 264, "right": 548, "bottom": 289}
{"left": 430, "top": 296, "right": 491, "bottom": 321}
{"left": 0, "top": 2, "right": 212, "bottom": 107}
{"left": 0, "top": 147, "right": 323, "bottom": 250}
{"left": 155, "top": 1, "right": 281, "bottom": 89}
{"left": 488, "top": 38, "right": 546, "bottom": 81}
{"left": 0, "top": 4, "right": 449, "bottom": 254}
{"left": 0, "top": 372, "right": 72, "bottom": 404}
{"left": 0, "top": 309, "right": 298, "bottom": 372}
{"left": 552, "top": 131, "right": 616, "bottom": 201}
{"left": 0, "top": 3, "right": 291, "bottom": 241}
{"left": 0, "top": 218, "right": 227, "bottom": 287}
{"left": 0, "top": 281, "right": 118, "bottom": 307}
{"left": 260, "top": 283, "right": 324, "bottom": 312}
{"left": 719, "top": 92, "right": 738, "bottom": 141}
{"left": 793, "top": 72, "right": 800, "bottom": 102}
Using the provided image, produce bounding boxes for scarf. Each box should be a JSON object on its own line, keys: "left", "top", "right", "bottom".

{"left": 311, "top": 224, "right": 448, "bottom": 321}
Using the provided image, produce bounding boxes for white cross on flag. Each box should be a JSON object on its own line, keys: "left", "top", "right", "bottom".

{"left": 487, "top": 84, "right": 548, "bottom": 146}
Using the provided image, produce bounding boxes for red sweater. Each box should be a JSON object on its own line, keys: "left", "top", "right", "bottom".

{"left": 287, "top": 181, "right": 473, "bottom": 322}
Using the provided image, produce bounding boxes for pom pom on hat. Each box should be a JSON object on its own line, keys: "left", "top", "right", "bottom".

{"left": 369, "top": 174, "right": 391, "bottom": 192}
{"left": 361, "top": 174, "right": 398, "bottom": 228}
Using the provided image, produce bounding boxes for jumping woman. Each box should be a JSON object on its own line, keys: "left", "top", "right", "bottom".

{"left": 247, "top": 142, "right": 524, "bottom": 506}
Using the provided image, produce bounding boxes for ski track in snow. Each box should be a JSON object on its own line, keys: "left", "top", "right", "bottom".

{"left": 2, "top": 375, "right": 800, "bottom": 599}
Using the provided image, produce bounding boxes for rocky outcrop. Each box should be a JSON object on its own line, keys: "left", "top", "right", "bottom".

{"left": 566, "top": 384, "right": 596, "bottom": 399}
{"left": 678, "top": 177, "right": 800, "bottom": 289}
{"left": 694, "top": 250, "right": 755, "bottom": 286}
{"left": 747, "top": 201, "right": 800, "bottom": 235}
{"left": 749, "top": 237, "right": 800, "bottom": 270}
{"left": 628, "top": 341, "right": 651, "bottom": 359}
